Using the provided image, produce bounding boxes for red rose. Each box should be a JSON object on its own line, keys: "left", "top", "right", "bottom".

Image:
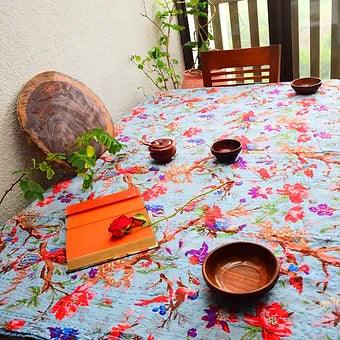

{"left": 108, "top": 215, "right": 133, "bottom": 238}
{"left": 5, "top": 319, "right": 25, "bottom": 331}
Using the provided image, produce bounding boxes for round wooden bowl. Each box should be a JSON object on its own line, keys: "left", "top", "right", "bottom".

{"left": 202, "top": 242, "right": 280, "bottom": 298}
{"left": 291, "top": 77, "right": 322, "bottom": 95}
{"left": 211, "top": 139, "right": 242, "bottom": 163}
{"left": 148, "top": 138, "right": 176, "bottom": 164}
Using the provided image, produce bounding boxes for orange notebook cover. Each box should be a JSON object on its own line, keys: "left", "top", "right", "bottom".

{"left": 65, "top": 186, "right": 158, "bottom": 272}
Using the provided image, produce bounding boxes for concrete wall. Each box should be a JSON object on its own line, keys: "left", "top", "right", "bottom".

{"left": 0, "top": 0, "right": 184, "bottom": 223}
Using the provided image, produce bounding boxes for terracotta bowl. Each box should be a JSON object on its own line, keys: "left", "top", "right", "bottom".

{"left": 291, "top": 77, "right": 322, "bottom": 95}
{"left": 211, "top": 139, "right": 242, "bottom": 163}
{"left": 202, "top": 242, "right": 280, "bottom": 299}
{"left": 148, "top": 138, "right": 176, "bottom": 164}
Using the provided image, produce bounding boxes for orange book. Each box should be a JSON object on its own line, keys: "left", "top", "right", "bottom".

{"left": 65, "top": 186, "right": 158, "bottom": 272}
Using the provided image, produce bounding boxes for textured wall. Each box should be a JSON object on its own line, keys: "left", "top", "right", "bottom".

{"left": 0, "top": 0, "right": 184, "bottom": 223}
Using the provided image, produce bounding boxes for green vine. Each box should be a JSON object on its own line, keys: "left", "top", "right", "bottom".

{"left": 1, "top": 128, "right": 124, "bottom": 205}
{"left": 131, "top": 0, "right": 214, "bottom": 91}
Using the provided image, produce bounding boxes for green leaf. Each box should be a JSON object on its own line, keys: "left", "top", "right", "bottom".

{"left": 159, "top": 36, "right": 168, "bottom": 45}
{"left": 46, "top": 153, "right": 67, "bottom": 161}
{"left": 198, "top": 41, "right": 210, "bottom": 53}
{"left": 86, "top": 145, "right": 95, "bottom": 158}
{"left": 133, "top": 213, "right": 148, "bottom": 225}
{"left": 39, "top": 161, "right": 48, "bottom": 172}
{"left": 150, "top": 47, "right": 161, "bottom": 59}
{"left": 19, "top": 180, "right": 30, "bottom": 192}
{"left": 156, "top": 60, "right": 166, "bottom": 69}
{"left": 24, "top": 191, "right": 34, "bottom": 200}
{"left": 99, "top": 134, "right": 108, "bottom": 145}
{"left": 30, "top": 181, "right": 44, "bottom": 194}
{"left": 46, "top": 168, "right": 54, "bottom": 180}
{"left": 187, "top": 0, "right": 200, "bottom": 6}
{"left": 12, "top": 169, "right": 26, "bottom": 175}
{"left": 82, "top": 170, "right": 94, "bottom": 190}
{"left": 162, "top": 23, "right": 184, "bottom": 31}
{"left": 183, "top": 41, "right": 198, "bottom": 49}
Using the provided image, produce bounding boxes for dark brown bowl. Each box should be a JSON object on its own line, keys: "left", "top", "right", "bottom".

{"left": 148, "top": 138, "right": 176, "bottom": 164}
{"left": 291, "top": 77, "right": 322, "bottom": 95}
{"left": 202, "top": 242, "right": 280, "bottom": 299}
{"left": 211, "top": 139, "right": 242, "bottom": 163}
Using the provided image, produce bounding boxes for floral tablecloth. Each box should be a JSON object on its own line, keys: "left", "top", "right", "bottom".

{"left": 1, "top": 82, "right": 339, "bottom": 340}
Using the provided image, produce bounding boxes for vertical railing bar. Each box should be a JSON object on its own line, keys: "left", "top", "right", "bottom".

{"left": 331, "top": 0, "right": 340, "bottom": 78}
{"left": 310, "top": 0, "right": 320, "bottom": 77}
{"left": 176, "top": 1, "right": 195, "bottom": 70}
{"left": 229, "top": 1, "right": 242, "bottom": 84}
{"left": 267, "top": 0, "right": 294, "bottom": 81}
{"left": 229, "top": 1, "right": 241, "bottom": 49}
{"left": 291, "top": 0, "right": 300, "bottom": 78}
{"left": 210, "top": 3, "right": 223, "bottom": 49}
{"left": 248, "top": 0, "right": 260, "bottom": 47}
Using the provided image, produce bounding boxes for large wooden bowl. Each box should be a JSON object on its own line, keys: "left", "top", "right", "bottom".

{"left": 202, "top": 242, "right": 280, "bottom": 298}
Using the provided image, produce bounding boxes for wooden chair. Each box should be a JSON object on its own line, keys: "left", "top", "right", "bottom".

{"left": 201, "top": 45, "right": 281, "bottom": 87}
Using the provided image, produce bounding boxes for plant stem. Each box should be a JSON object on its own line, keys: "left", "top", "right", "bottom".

{"left": 142, "top": 0, "right": 167, "bottom": 36}
{"left": 132, "top": 59, "right": 163, "bottom": 90}
{"left": 150, "top": 180, "right": 234, "bottom": 227}
{"left": 0, "top": 173, "right": 25, "bottom": 207}
{"left": 164, "top": 2, "right": 178, "bottom": 88}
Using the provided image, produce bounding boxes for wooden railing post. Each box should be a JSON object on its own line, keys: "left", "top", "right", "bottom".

{"left": 248, "top": 0, "right": 260, "bottom": 47}
{"left": 267, "top": 0, "right": 294, "bottom": 81}
{"left": 176, "top": 1, "right": 195, "bottom": 70}
{"left": 291, "top": 0, "right": 300, "bottom": 78}
{"left": 197, "top": 0, "right": 209, "bottom": 69}
{"left": 310, "top": 0, "right": 320, "bottom": 77}
{"left": 331, "top": 0, "right": 340, "bottom": 78}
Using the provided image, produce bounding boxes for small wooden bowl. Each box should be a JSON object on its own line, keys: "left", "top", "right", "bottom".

{"left": 291, "top": 77, "right": 322, "bottom": 95}
{"left": 202, "top": 242, "right": 280, "bottom": 298}
{"left": 211, "top": 139, "right": 242, "bottom": 163}
{"left": 148, "top": 138, "right": 176, "bottom": 164}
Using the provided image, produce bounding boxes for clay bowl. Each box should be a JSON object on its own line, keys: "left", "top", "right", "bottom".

{"left": 148, "top": 138, "right": 176, "bottom": 164}
{"left": 291, "top": 77, "right": 322, "bottom": 95}
{"left": 211, "top": 139, "right": 242, "bottom": 164}
{"left": 202, "top": 242, "right": 280, "bottom": 299}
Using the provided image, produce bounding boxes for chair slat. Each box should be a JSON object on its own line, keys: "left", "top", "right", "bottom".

{"left": 210, "top": 67, "right": 270, "bottom": 77}
{"left": 310, "top": 0, "right": 320, "bottom": 77}
{"left": 331, "top": 0, "right": 340, "bottom": 78}
{"left": 211, "top": 75, "right": 269, "bottom": 82}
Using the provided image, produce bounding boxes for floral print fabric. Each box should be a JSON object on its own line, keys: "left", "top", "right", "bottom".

{"left": 1, "top": 82, "right": 339, "bottom": 339}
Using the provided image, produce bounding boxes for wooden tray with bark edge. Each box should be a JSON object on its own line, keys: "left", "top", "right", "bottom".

{"left": 17, "top": 71, "right": 114, "bottom": 167}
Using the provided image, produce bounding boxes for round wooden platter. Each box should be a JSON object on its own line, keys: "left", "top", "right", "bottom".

{"left": 17, "top": 71, "right": 115, "bottom": 163}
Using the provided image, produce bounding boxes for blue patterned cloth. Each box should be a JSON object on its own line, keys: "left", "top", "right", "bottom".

{"left": 1, "top": 82, "right": 339, "bottom": 339}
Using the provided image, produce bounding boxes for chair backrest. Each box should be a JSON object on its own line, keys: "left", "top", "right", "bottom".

{"left": 201, "top": 45, "right": 281, "bottom": 87}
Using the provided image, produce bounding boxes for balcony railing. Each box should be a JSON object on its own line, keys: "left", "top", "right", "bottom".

{"left": 180, "top": 0, "right": 340, "bottom": 80}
